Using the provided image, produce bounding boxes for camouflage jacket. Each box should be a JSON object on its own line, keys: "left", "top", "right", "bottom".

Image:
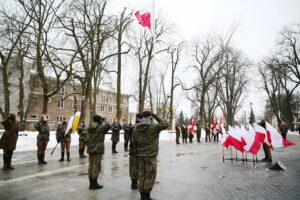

{"left": 34, "top": 121, "right": 50, "bottom": 136}
{"left": 87, "top": 122, "right": 111, "bottom": 154}
{"left": 56, "top": 123, "right": 70, "bottom": 141}
{"left": 77, "top": 124, "right": 87, "bottom": 141}
{"left": 133, "top": 117, "right": 168, "bottom": 157}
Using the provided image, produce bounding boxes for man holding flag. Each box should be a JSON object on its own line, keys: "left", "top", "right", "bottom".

{"left": 56, "top": 118, "right": 72, "bottom": 162}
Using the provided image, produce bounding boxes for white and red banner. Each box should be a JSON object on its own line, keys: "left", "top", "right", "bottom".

{"left": 241, "top": 125, "right": 261, "bottom": 155}
{"left": 188, "top": 118, "right": 197, "bottom": 133}
{"left": 133, "top": 0, "right": 153, "bottom": 29}
{"left": 265, "top": 122, "right": 295, "bottom": 149}
{"left": 228, "top": 126, "right": 244, "bottom": 152}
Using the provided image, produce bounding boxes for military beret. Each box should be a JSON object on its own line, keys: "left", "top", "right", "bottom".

{"left": 93, "top": 115, "right": 104, "bottom": 123}
{"left": 142, "top": 111, "right": 152, "bottom": 118}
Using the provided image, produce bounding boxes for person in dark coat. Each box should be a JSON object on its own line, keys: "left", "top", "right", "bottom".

{"left": 204, "top": 123, "right": 211, "bottom": 143}
{"left": 260, "top": 119, "right": 272, "bottom": 162}
{"left": 279, "top": 122, "right": 288, "bottom": 139}
{"left": 122, "top": 119, "right": 130, "bottom": 152}
{"left": 175, "top": 122, "right": 181, "bottom": 144}
{"left": 0, "top": 114, "right": 19, "bottom": 170}
{"left": 181, "top": 124, "right": 188, "bottom": 143}
{"left": 196, "top": 121, "right": 201, "bottom": 143}
{"left": 111, "top": 118, "right": 122, "bottom": 154}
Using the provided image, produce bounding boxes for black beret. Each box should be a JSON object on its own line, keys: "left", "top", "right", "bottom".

{"left": 93, "top": 115, "right": 103, "bottom": 123}
{"left": 142, "top": 111, "right": 152, "bottom": 118}
{"left": 136, "top": 113, "right": 143, "bottom": 119}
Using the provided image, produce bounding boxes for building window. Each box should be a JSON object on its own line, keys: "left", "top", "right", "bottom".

{"left": 57, "top": 116, "right": 63, "bottom": 123}
{"left": 71, "top": 100, "right": 77, "bottom": 110}
{"left": 102, "top": 94, "right": 107, "bottom": 102}
{"left": 57, "top": 99, "right": 64, "bottom": 109}
{"left": 30, "top": 114, "right": 38, "bottom": 120}
{"left": 32, "top": 95, "right": 38, "bottom": 101}
{"left": 108, "top": 118, "right": 113, "bottom": 124}
{"left": 60, "top": 87, "right": 65, "bottom": 95}
{"left": 123, "top": 97, "right": 127, "bottom": 104}
{"left": 109, "top": 95, "right": 113, "bottom": 102}
{"left": 101, "top": 105, "right": 106, "bottom": 112}
{"left": 108, "top": 106, "right": 113, "bottom": 113}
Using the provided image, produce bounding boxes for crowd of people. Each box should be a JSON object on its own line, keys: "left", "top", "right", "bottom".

{"left": 0, "top": 112, "right": 168, "bottom": 200}
{"left": 175, "top": 120, "right": 221, "bottom": 145}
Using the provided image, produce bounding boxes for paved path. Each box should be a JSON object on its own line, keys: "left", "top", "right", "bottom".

{"left": 0, "top": 135, "right": 299, "bottom": 200}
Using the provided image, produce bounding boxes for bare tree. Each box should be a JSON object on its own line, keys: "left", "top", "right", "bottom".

{"left": 57, "top": 0, "right": 118, "bottom": 121}
{"left": 17, "top": 0, "right": 73, "bottom": 114}
{"left": 131, "top": 18, "right": 169, "bottom": 113}
{"left": 182, "top": 35, "right": 227, "bottom": 125}
{"left": 0, "top": 3, "right": 32, "bottom": 118}
{"left": 167, "top": 42, "right": 183, "bottom": 129}
{"left": 114, "top": 8, "right": 132, "bottom": 121}
{"left": 218, "top": 49, "right": 249, "bottom": 126}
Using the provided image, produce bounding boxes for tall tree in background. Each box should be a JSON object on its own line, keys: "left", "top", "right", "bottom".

{"left": 0, "top": 2, "right": 32, "bottom": 118}
{"left": 114, "top": 8, "right": 132, "bottom": 121}
{"left": 167, "top": 42, "right": 183, "bottom": 129}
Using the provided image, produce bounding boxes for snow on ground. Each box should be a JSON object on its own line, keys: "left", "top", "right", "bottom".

{"left": 11, "top": 130, "right": 176, "bottom": 152}
{"left": 2, "top": 129, "right": 298, "bottom": 152}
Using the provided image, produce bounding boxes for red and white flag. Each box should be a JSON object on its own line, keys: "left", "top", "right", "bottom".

{"left": 253, "top": 123, "right": 268, "bottom": 144}
{"left": 133, "top": 0, "right": 153, "bottom": 29}
{"left": 241, "top": 125, "right": 261, "bottom": 155}
{"left": 228, "top": 126, "right": 244, "bottom": 152}
{"left": 188, "top": 118, "right": 197, "bottom": 133}
{"left": 265, "top": 122, "right": 295, "bottom": 149}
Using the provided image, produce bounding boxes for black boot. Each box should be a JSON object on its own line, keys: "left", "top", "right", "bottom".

{"left": 131, "top": 179, "right": 138, "bottom": 190}
{"left": 90, "top": 179, "right": 103, "bottom": 189}
{"left": 59, "top": 152, "right": 64, "bottom": 162}
{"left": 41, "top": 154, "right": 47, "bottom": 164}
{"left": 3, "top": 154, "right": 8, "bottom": 170}
{"left": 140, "top": 192, "right": 146, "bottom": 200}
{"left": 145, "top": 192, "right": 153, "bottom": 200}
{"left": 7, "top": 153, "right": 14, "bottom": 170}
{"left": 88, "top": 177, "right": 92, "bottom": 189}
{"left": 124, "top": 144, "right": 128, "bottom": 152}
{"left": 79, "top": 149, "right": 86, "bottom": 158}
{"left": 38, "top": 153, "right": 43, "bottom": 165}
{"left": 112, "top": 142, "right": 118, "bottom": 154}
{"left": 67, "top": 152, "right": 71, "bottom": 161}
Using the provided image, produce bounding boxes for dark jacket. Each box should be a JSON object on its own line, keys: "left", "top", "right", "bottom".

{"left": 111, "top": 122, "right": 122, "bottom": 142}
{"left": 0, "top": 119, "right": 19, "bottom": 150}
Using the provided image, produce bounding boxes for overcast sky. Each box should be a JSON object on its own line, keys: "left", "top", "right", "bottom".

{"left": 113, "top": 0, "right": 300, "bottom": 119}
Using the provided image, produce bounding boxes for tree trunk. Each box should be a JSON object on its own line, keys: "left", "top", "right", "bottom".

{"left": 116, "top": 35, "right": 122, "bottom": 122}
{"left": 1, "top": 62, "right": 10, "bottom": 118}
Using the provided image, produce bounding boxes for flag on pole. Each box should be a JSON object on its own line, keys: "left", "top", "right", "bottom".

{"left": 220, "top": 127, "right": 230, "bottom": 148}
{"left": 228, "top": 126, "right": 244, "bottom": 152}
{"left": 253, "top": 123, "right": 268, "bottom": 144}
{"left": 265, "top": 122, "right": 295, "bottom": 149}
{"left": 72, "top": 110, "right": 81, "bottom": 133}
{"left": 241, "top": 125, "right": 261, "bottom": 155}
{"left": 135, "top": 11, "right": 151, "bottom": 29}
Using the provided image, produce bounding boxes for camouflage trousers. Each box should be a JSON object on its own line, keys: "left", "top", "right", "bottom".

{"left": 88, "top": 154, "right": 102, "bottom": 179}
{"left": 138, "top": 156, "right": 157, "bottom": 193}
{"left": 129, "top": 155, "right": 139, "bottom": 180}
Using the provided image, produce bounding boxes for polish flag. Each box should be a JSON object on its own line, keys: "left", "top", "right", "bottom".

{"left": 134, "top": 0, "right": 152, "bottom": 29}
{"left": 220, "top": 126, "right": 230, "bottom": 148}
{"left": 188, "top": 118, "right": 197, "bottom": 133}
{"left": 265, "top": 122, "right": 295, "bottom": 149}
{"left": 135, "top": 11, "right": 151, "bottom": 29}
{"left": 241, "top": 125, "right": 261, "bottom": 155}
{"left": 228, "top": 126, "right": 244, "bottom": 152}
{"left": 253, "top": 123, "right": 267, "bottom": 144}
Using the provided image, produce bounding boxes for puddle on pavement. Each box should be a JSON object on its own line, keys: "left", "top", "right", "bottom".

{"left": 78, "top": 172, "right": 88, "bottom": 176}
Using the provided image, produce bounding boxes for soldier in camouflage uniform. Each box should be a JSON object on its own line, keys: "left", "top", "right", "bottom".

{"left": 77, "top": 121, "right": 87, "bottom": 158}
{"left": 129, "top": 113, "right": 142, "bottom": 190}
{"left": 56, "top": 118, "right": 72, "bottom": 162}
{"left": 34, "top": 115, "right": 50, "bottom": 165}
{"left": 175, "top": 122, "right": 181, "bottom": 144}
{"left": 87, "top": 115, "right": 111, "bottom": 189}
{"left": 0, "top": 114, "right": 19, "bottom": 170}
{"left": 196, "top": 121, "right": 201, "bottom": 143}
{"left": 133, "top": 111, "right": 168, "bottom": 200}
